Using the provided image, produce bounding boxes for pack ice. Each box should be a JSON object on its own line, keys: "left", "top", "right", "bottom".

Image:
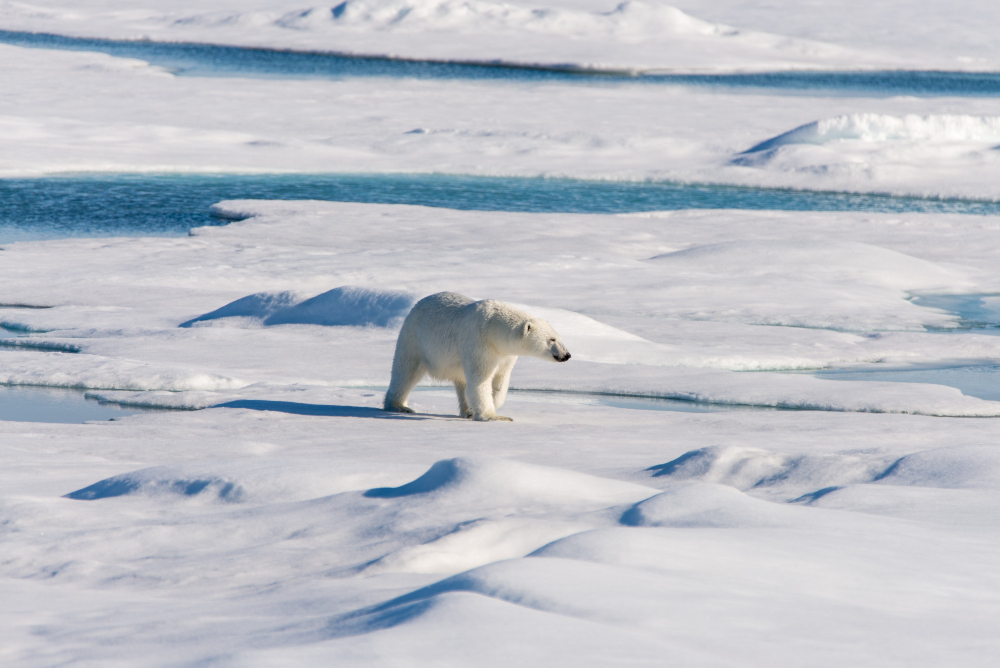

{"left": 3, "top": 198, "right": 1000, "bottom": 665}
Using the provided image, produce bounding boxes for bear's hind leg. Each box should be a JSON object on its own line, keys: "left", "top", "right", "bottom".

{"left": 384, "top": 357, "right": 426, "bottom": 414}
{"left": 454, "top": 379, "right": 472, "bottom": 418}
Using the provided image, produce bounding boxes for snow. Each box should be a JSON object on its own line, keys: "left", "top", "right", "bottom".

{"left": 5, "top": 3, "right": 1000, "bottom": 665}
{"left": 3, "top": 199, "right": 1000, "bottom": 665}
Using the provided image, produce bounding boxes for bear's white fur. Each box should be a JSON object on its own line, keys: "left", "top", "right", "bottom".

{"left": 384, "top": 292, "right": 571, "bottom": 421}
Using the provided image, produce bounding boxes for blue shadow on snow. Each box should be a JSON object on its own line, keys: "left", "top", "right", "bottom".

{"left": 214, "top": 399, "right": 427, "bottom": 419}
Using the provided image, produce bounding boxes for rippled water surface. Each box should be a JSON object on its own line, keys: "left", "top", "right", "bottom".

{"left": 3, "top": 29, "right": 1000, "bottom": 97}
{"left": 4, "top": 173, "right": 1000, "bottom": 242}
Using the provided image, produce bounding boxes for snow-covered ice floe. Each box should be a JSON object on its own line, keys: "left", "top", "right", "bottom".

{"left": 2, "top": 200, "right": 1000, "bottom": 415}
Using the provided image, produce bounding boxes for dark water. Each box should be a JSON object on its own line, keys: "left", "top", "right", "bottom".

{"left": 3, "top": 29, "right": 1000, "bottom": 97}
{"left": 3, "top": 173, "right": 1000, "bottom": 242}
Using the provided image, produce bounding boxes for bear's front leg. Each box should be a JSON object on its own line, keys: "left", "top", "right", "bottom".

{"left": 491, "top": 357, "right": 516, "bottom": 410}
{"left": 464, "top": 358, "right": 513, "bottom": 421}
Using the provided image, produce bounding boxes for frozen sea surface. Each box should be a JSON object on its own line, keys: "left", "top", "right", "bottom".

{"left": 5, "top": 173, "right": 1000, "bottom": 242}
{"left": 4, "top": 29, "right": 1000, "bottom": 97}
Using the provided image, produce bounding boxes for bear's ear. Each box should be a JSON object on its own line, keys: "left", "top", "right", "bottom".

{"left": 523, "top": 322, "right": 533, "bottom": 336}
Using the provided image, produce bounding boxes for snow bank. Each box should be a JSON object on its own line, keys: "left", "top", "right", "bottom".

{"left": 744, "top": 114, "right": 1000, "bottom": 154}
{"left": 182, "top": 286, "right": 417, "bottom": 328}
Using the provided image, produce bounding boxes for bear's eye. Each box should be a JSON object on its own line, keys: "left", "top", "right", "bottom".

{"left": 548, "top": 338, "right": 555, "bottom": 343}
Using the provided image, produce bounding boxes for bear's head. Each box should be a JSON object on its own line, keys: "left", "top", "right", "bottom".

{"left": 522, "top": 319, "right": 571, "bottom": 363}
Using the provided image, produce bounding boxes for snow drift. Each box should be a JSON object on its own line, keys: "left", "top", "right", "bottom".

{"left": 181, "top": 285, "right": 417, "bottom": 328}
{"left": 742, "top": 114, "right": 1000, "bottom": 154}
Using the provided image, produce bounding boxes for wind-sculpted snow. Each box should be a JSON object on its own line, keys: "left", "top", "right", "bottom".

{"left": 743, "top": 114, "right": 1000, "bottom": 154}
{"left": 364, "top": 456, "right": 657, "bottom": 507}
{"left": 64, "top": 458, "right": 395, "bottom": 503}
{"left": 182, "top": 286, "right": 416, "bottom": 328}
{"left": 874, "top": 444, "right": 1000, "bottom": 489}
{"left": 6, "top": 384, "right": 1000, "bottom": 664}
{"left": 619, "top": 482, "right": 819, "bottom": 528}
{"left": 733, "top": 114, "right": 1000, "bottom": 198}
{"left": 648, "top": 445, "right": 898, "bottom": 499}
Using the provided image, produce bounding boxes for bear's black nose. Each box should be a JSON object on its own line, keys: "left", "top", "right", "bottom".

{"left": 558, "top": 352, "right": 571, "bottom": 362}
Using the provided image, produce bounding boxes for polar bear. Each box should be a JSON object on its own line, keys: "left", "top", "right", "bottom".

{"left": 384, "top": 292, "right": 571, "bottom": 421}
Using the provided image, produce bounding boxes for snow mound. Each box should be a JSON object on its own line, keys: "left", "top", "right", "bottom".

{"left": 649, "top": 445, "right": 896, "bottom": 497}
{"left": 180, "top": 290, "right": 303, "bottom": 327}
{"left": 365, "top": 456, "right": 657, "bottom": 509}
{"left": 265, "top": 285, "right": 416, "bottom": 327}
{"left": 64, "top": 459, "right": 385, "bottom": 503}
{"left": 181, "top": 286, "right": 416, "bottom": 328}
{"left": 649, "top": 240, "right": 961, "bottom": 291}
{"left": 876, "top": 445, "right": 1000, "bottom": 489}
{"left": 620, "top": 482, "right": 810, "bottom": 528}
{"left": 326, "top": 0, "right": 724, "bottom": 39}
{"left": 364, "top": 517, "right": 587, "bottom": 575}
{"left": 744, "top": 114, "right": 1000, "bottom": 153}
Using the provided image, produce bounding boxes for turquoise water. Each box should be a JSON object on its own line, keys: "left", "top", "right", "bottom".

{"left": 4, "top": 173, "right": 1000, "bottom": 242}
{"left": 3, "top": 29, "right": 1000, "bottom": 97}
